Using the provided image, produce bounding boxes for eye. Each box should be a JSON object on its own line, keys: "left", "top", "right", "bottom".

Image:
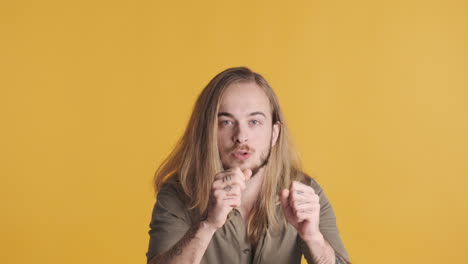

{"left": 219, "top": 120, "right": 234, "bottom": 127}
{"left": 249, "top": 120, "right": 261, "bottom": 126}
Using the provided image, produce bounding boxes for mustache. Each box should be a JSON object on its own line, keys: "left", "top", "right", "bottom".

{"left": 229, "top": 145, "right": 255, "bottom": 153}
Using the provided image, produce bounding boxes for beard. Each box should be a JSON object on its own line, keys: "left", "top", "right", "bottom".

{"left": 250, "top": 143, "right": 272, "bottom": 176}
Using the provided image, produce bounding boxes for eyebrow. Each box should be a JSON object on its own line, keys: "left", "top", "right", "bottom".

{"left": 218, "top": 111, "right": 267, "bottom": 118}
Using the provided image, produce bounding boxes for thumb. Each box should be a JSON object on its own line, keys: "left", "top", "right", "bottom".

{"left": 242, "top": 169, "right": 253, "bottom": 181}
{"left": 279, "top": 189, "right": 290, "bottom": 210}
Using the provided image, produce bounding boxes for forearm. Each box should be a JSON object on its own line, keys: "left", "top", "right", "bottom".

{"left": 149, "top": 221, "right": 217, "bottom": 264}
{"left": 304, "top": 232, "right": 336, "bottom": 264}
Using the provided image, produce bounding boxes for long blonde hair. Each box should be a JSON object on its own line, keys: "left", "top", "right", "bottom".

{"left": 153, "top": 67, "right": 305, "bottom": 245}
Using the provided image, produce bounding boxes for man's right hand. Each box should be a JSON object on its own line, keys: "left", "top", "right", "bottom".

{"left": 205, "top": 167, "right": 252, "bottom": 229}
{"left": 149, "top": 169, "right": 253, "bottom": 264}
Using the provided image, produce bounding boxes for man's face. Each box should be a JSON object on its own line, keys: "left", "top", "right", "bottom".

{"left": 217, "top": 81, "right": 280, "bottom": 172}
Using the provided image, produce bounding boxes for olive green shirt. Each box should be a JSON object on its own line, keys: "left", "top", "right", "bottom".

{"left": 146, "top": 177, "right": 349, "bottom": 263}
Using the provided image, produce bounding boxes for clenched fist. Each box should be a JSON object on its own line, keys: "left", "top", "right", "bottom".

{"left": 280, "top": 181, "right": 321, "bottom": 243}
{"left": 205, "top": 167, "right": 252, "bottom": 229}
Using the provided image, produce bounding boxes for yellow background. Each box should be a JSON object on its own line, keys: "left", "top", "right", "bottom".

{"left": 1, "top": 0, "right": 467, "bottom": 263}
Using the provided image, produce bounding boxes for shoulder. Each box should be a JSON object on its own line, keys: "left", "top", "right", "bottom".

{"left": 157, "top": 177, "right": 183, "bottom": 204}
{"left": 293, "top": 170, "right": 325, "bottom": 195}
{"left": 152, "top": 176, "right": 195, "bottom": 223}
{"left": 158, "top": 176, "right": 184, "bottom": 199}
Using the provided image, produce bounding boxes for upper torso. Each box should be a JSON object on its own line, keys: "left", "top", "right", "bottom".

{"left": 146, "top": 176, "right": 349, "bottom": 263}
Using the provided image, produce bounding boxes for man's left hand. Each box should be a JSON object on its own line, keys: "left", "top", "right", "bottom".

{"left": 280, "top": 181, "right": 321, "bottom": 243}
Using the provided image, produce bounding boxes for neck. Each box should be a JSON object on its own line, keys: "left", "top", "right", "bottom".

{"left": 239, "top": 167, "right": 264, "bottom": 219}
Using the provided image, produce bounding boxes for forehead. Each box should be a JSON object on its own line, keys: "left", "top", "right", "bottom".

{"left": 218, "top": 81, "right": 271, "bottom": 117}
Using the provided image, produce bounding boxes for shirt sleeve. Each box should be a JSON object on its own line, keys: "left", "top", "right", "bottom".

{"left": 299, "top": 177, "right": 350, "bottom": 264}
{"left": 146, "top": 182, "right": 192, "bottom": 263}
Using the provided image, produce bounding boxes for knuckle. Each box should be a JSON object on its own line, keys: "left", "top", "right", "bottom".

{"left": 230, "top": 180, "right": 240, "bottom": 186}
{"left": 213, "top": 190, "right": 222, "bottom": 198}
{"left": 295, "top": 211, "right": 301, "bottom": 218}
{"left": 234, "top": 174, "right": 243, "bottom": 182}
{"left": 215, "top": 172, "right": 224, "bottom": 180}
{"left": 292, "top": 207, "right": 299, "bottom": 215}
{"left": 290, "top": 192, "right": 297, "bottom": 200}
{"left": 312, "top": 194, "right": 319, "bottom": 202}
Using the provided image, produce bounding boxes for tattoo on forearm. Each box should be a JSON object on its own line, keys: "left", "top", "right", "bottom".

{"left": 312, "top": 255, "right": 335, "bottom": 264}
{"left": 149, "top": 223, "right": 200, "bottom": 264}
{"left": 306, "top": 239, "right": 337, "bottom": 264}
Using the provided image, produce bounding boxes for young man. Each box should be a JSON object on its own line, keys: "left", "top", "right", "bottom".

{"left": 146, "top": 67, "right": 350, "bottom": 264}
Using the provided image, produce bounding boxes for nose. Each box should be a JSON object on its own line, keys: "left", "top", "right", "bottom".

{"left": 233, "top": 124, "right": 248, "bottom": 144}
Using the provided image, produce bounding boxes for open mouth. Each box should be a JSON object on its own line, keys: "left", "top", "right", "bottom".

{"left": 233, "top": 151, "right": 251, "bottom": 160}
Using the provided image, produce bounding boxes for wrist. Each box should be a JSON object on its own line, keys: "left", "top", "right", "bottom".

{"left": 303, "top": 230, "right": 326, "bottom": 247}
{"left": 200, "top": 220, "right": 218, "bottom": 234}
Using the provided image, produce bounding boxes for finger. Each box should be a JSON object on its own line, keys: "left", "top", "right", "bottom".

{"left": 289, "top": 193, "right": 319, "bottom": 210}
{"left": 293, "top": 198, "right": 319, "bottom": 221}
{"left": 224, "top": 185, "right": 241, "bottom": 197}
{"left": 213, "top": 169, "right": 246, "bottom": 181}
{"left": 291, "top": 193, "right": 319, "bottom": 206}
{"left": 221, "top": 172, "right": 245, "bottom": 183}
{"left": 279, "top": 189, "right": 290, "bottom": 211}
{"left": 293, "top": 204, "right": 318, "bottom": 220}
{"left": 212, "top": 176, "right": 246, "bottom": 190}
{"left": 214, "top": 172, "right": 226, "bottom": 181}
{"left": 212, "top": 189, "right": 226, "bottom": 201}
{"left": 291, "top": 200, "right": 314, "bottom": 211}
{"left": 243, "top": 169, "right": 253, "bottom": 181}
{"left": 280, "top": 189, "right": 297, "bottom": 222}
{"left": 216, "top": 169, "right": 246, "bottom": 182}
{"left": 223, "top": 196, "right": 241, "bottom": 208}
{"left": 212, "top": 190, "right": 240, "bottom": 210}
{"left": 214, "top": 170, "right": 237, "bottom": 180}
{"left": 289, "top": 186, "right": 316, "bottom": 202}
{"left": 295, "top": 211, "right": 309, "bottom": 222}
{"left": 290, "top": 181, "right": 316, "bottom": 195}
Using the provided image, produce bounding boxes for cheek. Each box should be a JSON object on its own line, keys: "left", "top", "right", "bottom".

{"left": 217, "top": 131, "right": 232, "bottom": 150}
{"left": 252, "top": 129, "right": 272, "bottom": 148}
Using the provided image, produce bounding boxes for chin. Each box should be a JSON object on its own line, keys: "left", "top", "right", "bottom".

{"left": 240, "top": 162, "right": 262, "bottom": 172}
{"left": 221, "top": 160, "right": 254, "bottom": 171}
